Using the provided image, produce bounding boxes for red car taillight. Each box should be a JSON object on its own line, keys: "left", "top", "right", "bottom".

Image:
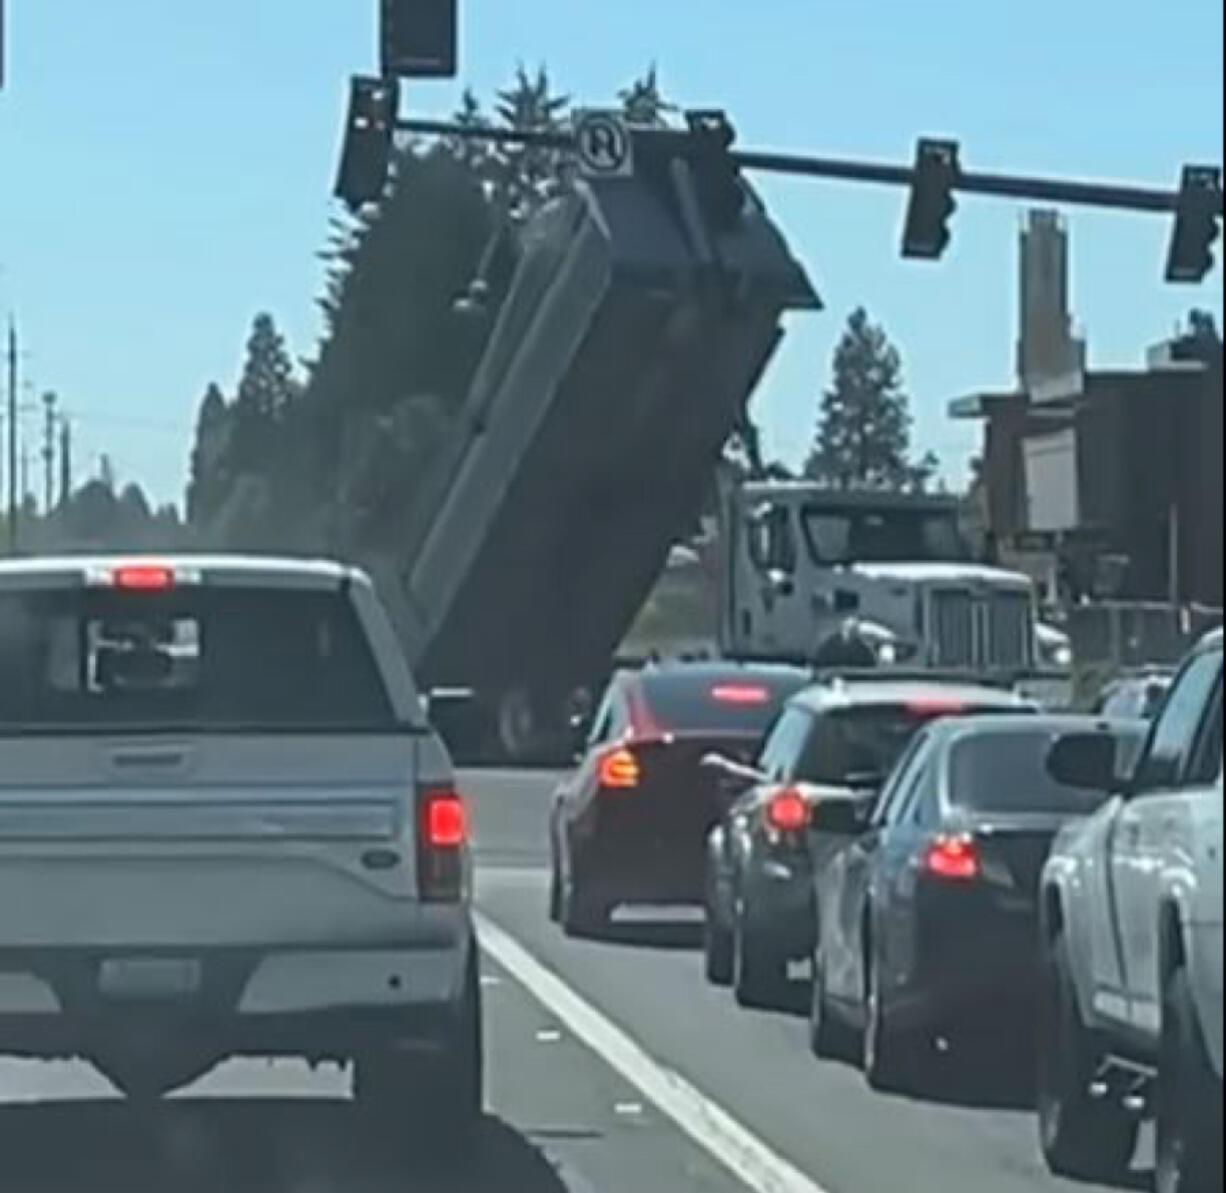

{"left": 416, "top": 786, "right": 469, "bottom": 902}
{"left": 597, "top": 746, "right": 641, "bottom": 790}
{"left": 924, "top": 834, "right": 981, "bottom": 881}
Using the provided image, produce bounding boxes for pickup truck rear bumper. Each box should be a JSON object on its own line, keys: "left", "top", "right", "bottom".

{"left": 0, "top": 927, "right": 472, "bottom": 1061}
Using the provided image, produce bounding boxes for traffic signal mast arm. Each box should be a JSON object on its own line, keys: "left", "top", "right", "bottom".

{"left": 396, "top": 115, "right": 1218, "bottom": 215}
{"left": 339, "top": 105, "right": 1221, "bottom": 282}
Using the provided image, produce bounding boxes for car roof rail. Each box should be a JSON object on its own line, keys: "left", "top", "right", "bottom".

{"left": 808, "top": 666, "right": 1018, "bottom": 689}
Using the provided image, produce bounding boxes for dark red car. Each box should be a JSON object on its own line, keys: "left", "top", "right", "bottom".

{"left": 548, "top": 661, "right": 810, "bottom": 937}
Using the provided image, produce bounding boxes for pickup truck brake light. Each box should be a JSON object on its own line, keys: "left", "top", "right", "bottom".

{"left": 416, "top": 787, "right": 468, "bottom": 901}
{"left": 112, "top": 565, "right": 176, "bottom": 592}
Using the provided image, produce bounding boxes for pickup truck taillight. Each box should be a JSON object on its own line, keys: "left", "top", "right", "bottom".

{"left": 416, "top": 786, "right": 469, "bottom": 902}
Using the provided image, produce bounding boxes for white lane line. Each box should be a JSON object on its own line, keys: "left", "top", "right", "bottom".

{"left": 476, "top": 912, "right": 831, "bottom": 1193}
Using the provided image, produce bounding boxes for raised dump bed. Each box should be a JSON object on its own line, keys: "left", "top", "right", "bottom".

{"left": 370, "top": 132, "right": 819, "bottom": 760}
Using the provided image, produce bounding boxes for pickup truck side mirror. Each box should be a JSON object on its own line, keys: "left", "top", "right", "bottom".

{"left": 810, "top": 794, "right": 872, "bottom": 837}
{"left": 1047, "top": 731, "right": 1119, "bottom": 791}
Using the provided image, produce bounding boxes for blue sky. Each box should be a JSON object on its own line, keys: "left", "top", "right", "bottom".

{"left": 1, "top": 0, "right": 1222, "bottom": 506}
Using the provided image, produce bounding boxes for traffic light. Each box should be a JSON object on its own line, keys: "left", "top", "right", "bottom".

{"left": 380, "top": 0, "right": 458, "bottom": 79}
{"left": 1165, "top": 165, "right": 1222, "bottom": 283}
{"left": 334, "top": 76, "right": 399, "bottom": 212}
{"left": 685, "top": 110, "right": 745, "bottom": 232}
{"left": 901, "top": 138, "right": 961, "bottom": 260}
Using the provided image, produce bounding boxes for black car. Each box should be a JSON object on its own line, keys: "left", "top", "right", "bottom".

{"left": 807, "top": 714, "right": 1148, "bottom": 1093}
{"left": 702, "top": 677, "right": 1036, "bottom": 1009}
{"left": 548, "top": 661, "right": 810, "bottom": 937}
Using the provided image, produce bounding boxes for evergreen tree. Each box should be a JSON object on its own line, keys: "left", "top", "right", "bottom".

{"left": 618, "top": 65, "right": 677, "bottom": 126}
{"left": 493, "top": 65, "right": 572, "bottom": 218}
{"left": 228, "top": 313, "right": 297, "bottom": 479}
{"left": 185, "top": 383, "right": 230, "bottom": 528}
{"left": 806, "top": 307, "right": 938, "bottom": 491}
{"left": 446, "top": 88, "right": 496, "bottom": 180}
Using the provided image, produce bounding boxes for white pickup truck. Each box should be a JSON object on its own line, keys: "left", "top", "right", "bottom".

{"left": 0, "top": 556, "right": 481, "bottom": 1147}
{"left": 1038, "top": 628, "right": 1223, "bottom": 1193}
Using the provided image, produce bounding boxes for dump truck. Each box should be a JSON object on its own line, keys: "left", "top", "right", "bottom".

{"left": 362, "top": 127, "right": 820, "bottom": 762}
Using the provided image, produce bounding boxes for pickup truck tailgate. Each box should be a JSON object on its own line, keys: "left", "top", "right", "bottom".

{"left": 0, "top": 734, "right": 424, "bottom": 949}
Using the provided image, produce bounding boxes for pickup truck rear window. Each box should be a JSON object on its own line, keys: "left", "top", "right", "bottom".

{"left": 0, "top": 586, "right": 397, "bottom": 733}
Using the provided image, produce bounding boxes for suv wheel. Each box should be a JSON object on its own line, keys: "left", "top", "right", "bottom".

{"left": 1036, "top": 930, "right": 1138, "bottom": 1181}
{"left": 732, "top": 902, "right": 787, "bottom": 1009}
{"left": 1155, "top": 966, "right": 1223, "bottom": 1193}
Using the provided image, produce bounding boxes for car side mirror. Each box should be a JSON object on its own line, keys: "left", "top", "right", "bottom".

{"left": 701, "top": 752, "right": 764, "bottom": 794}
{"left": 1047, "top": 731, "right": 1119, "bottom": 791}
{"left": 568, "top": 711, "right": 592, "bottom": 757}
{"left": 810, "top": 795, "right": 870, "bottom": 837}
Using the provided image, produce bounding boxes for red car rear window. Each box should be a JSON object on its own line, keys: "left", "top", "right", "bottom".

{"left": 637, "top": 670, "right": 807, "bottom": 735}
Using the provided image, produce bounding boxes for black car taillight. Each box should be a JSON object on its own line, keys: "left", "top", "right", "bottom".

{"left": 923, "top": 833, "right": 981, "bottom": 882}
{"left": 416, "top": 786, "right": 469, "bottom": 902}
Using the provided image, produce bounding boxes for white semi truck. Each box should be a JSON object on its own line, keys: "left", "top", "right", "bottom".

{"left": 720, "top": 480, "right": 1068, "bottom": 678}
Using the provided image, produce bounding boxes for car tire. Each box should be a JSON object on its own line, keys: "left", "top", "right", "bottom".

{"left": 1036, "top": 930, "right": 1138, "bottom": 1182}
{"left": 703, "top": 912, "right": 734, "bottom": 986}
{"left": 355, "top": 950, "right": 484, "bottom": 1165}
{"left": 862, "top": 953, "right": 923, "bottom": 1093}
{"left": 809, "top": 946, "right": 855, "bottom": 1062}
{"left": 1155, "top": 966, "right": 1223, "bottom": 1193}
{"left": 547, "top": 843, "right": 562, "bottom": 924}
{"left": 561, "top": 875, "right": 610, "bottom": 939}
{"left": 733, "top": 904, "right": 787, "bottom": 1009}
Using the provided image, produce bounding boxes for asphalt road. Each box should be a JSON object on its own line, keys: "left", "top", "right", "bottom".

{"left": 466, "top": 768, "right": 1156, "bottom": 1193}
{"left": 0, "top": 767, "right": 1154, "bottom": 1193}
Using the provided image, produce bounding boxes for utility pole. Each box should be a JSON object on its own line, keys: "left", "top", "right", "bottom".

{"left": 6, "top": 317, "right": 17, "bottom": 554}
{"left": 41, "top": 391, "right": 57, "bottom": 514}
{"left": 58, "top": 417, "right": 73, "bottom": 507}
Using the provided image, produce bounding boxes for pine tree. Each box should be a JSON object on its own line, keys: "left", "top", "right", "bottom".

{"left": 494, "top": 65, "right": 572, "bottom": 218}
{"left": 230, "top": 313, "right": 297, "bottom": 474}
{"left": 185, "top": 383, "right": 231, "bottom": 528}
{"left": 806, "top": 308, "right": 938, "bottom": 492}
{"left": 446, "top": 88, "right": 496, "bottom": 180}
{"left": 618, "top": 65, "right": 677, "bottom": 126}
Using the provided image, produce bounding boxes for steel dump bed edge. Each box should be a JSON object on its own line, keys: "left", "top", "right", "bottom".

{"left": 365, "top": 146, "right": 819, "bottom": 750}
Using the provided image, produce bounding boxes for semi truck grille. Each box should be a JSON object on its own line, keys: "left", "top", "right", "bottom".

{"left": 931, "top": 588, "right": 1031, "bottom": 671}
{"left": 932, "top": 589, "right": 975, "bottom": 667}
{"left": 986, "top": 591, "right": 1032, "bottom": 669}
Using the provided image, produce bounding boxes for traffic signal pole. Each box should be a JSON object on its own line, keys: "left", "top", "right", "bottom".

{"left": 383, "top": 114, "right": 1221, "bottom": 280}
{"left": 395, "top": 115, "right": 1215, "bottom": 216}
